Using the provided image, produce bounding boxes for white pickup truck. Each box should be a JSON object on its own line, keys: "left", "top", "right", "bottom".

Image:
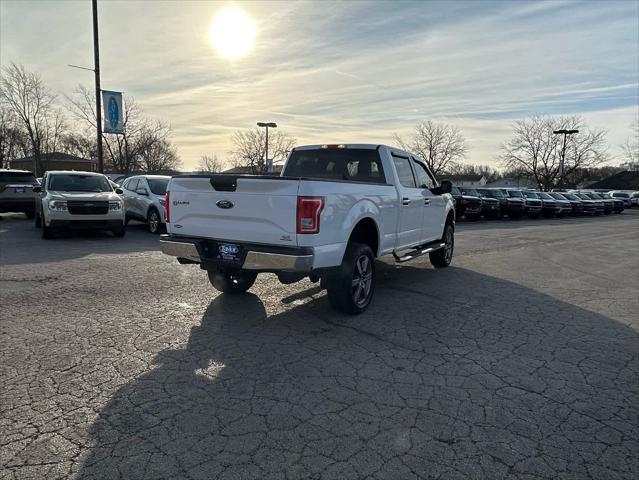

{"left": 160, "top": 144, "right": 455, "bottom": 314}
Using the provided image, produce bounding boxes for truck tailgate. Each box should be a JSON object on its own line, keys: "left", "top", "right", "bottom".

{"left": 168, "top": 176, "right": 300, "bottom": 246}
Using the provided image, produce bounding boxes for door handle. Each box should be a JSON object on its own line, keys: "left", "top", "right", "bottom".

{"left": 424, "top": 198, "right": 431, "bottom": 206}
{"left": 402, "top": 197, "right": 411, "bottom": 206}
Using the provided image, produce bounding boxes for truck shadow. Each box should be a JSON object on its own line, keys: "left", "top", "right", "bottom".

{"left": 75, "top": 267, "right": 639, "bottom": 479}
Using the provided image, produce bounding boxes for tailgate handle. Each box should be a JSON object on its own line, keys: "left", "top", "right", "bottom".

{"left": 209, "top": 175, "right": 238, "bottom": 192}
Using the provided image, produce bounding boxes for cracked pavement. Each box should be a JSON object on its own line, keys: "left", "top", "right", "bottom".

{"left": 1, "top": 212, "right": 638, "bottom": 479}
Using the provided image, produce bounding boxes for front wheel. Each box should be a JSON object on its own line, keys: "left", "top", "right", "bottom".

{"left": 111, "top": 225, "right": 126, "bottom": 237}
{"left": 327, "top": 242, "right": 375, "bottom": 315}
{"left": 25, "top": 211, "right": 35, "bottom": 219}
{"left": 208, "top": 270, "right": 257, "bottom": 294}
{"left": 430, "top": 223, "right": 454, "bottom": 268}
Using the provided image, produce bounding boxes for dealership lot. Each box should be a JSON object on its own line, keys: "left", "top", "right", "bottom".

{"left": 1, "top": 212, "right": 638, "bottom": 479}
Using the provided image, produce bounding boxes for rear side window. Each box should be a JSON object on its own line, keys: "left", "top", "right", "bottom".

{"left": 283, "top": 148, "right": 386, "bottom": 183}
{"left": 392, "top": 156, "right": 417, "bottom": 188}
{"left": 0, "top": 172, "right": 36, "bottom": 184}
{"left": 126, "top": 178, "right": 139, "bottom": 192}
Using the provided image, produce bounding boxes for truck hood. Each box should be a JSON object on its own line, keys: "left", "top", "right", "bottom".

{"left": 49, "top": 191, "right": 118, "bottom": 201}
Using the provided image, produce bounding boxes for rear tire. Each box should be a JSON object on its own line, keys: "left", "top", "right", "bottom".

{"left": 430, "top": 223, "right": 454, "bottom": 269}
{"left": 35, "top": 212, "right": 42, "bottom": 228}
{"left": 326, "top": 242, "right": 375, "bottom": 315}
{"left": 208, "top": 270, "right": 257, "bottom": 294}
{"left": 112, "top": 226, "right": 126, "bottom": 237}
{"left": 25, "top": 211, "right": 35, "bottom": 219}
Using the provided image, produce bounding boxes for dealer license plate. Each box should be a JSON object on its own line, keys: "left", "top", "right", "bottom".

{"left": 218, "top": 243, "right": 241, "bottom": 261}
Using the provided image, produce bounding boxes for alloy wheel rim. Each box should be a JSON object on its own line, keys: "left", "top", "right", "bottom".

{"left": 351, "top": 255, "right": 373, "bottom": 307}
{"left": 445, "top": 228, "right": 454, "bottom": 262}
{"left": 149, "top": 212, "right": 159, "bottom": 232}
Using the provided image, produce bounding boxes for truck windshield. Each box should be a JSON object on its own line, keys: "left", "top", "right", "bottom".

{"left": 507, "top": 190, "right": 523, "bottom": 198}
{"left": 462, "top": 188, "right": 479, "bottom": 196}
{"left": 283, "top": 148, "right": 386, "bottom": 184}
{"left": 48, "top": 174, "right": 112, "bottom": 193}
{"left": 523, "top": 191, "right": 538, "bottom": 199}
{"left": 479, "top": 189, "right": 504, "bottom": 199}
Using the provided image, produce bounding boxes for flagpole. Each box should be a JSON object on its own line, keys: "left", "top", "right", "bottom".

{"left": 92, "top": 0, "right": 104, "bottom": 173}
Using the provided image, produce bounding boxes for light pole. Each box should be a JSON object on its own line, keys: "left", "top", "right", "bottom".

{"left": 92, "top": 0, "right": 103, "bottom": 173}
{"left": 553, "top": 129, "right": 578, "bottom": 190}
{"left": 257, "top": 122, "right": 277, "bottom": 173}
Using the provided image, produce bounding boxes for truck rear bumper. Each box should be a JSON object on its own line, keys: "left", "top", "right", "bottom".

{"left": 160, "top": 235, "right": 314, "bottom": 272}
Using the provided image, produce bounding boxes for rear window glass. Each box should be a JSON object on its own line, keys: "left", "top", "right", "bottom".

{"left": 283, "top": 148, "right": 386, "bottom": 184}
{"left": 148, "top": 178, "right": 169, "bottom": 195}
{"left": 0, "top": 172, "right": 36, "bottom": 184}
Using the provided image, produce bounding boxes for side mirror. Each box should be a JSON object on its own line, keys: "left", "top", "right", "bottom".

{"left": 32, "top": 186, "right": 42, "bottom": 193}
{"left": 440, "top": 179, "right": 452, "bottom": 194}
{"left": 136, "top": 189, "right": 148, "bottom": 196}
{"left": 115, "top": 188, "right": 123, "bottom": 194}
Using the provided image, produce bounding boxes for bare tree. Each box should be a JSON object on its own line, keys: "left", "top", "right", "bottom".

{"left": 66, "top": 85, "right": 179, "bottom": 174}
{"left": 0, "top": 62, "right": 66, "bottom": 175}
{"left": 199, "top": 154, "right": 223, "bottom": 173}
{"left": 0, "top": 105, "right": 28, "bottom": 168}
{"left": 620, "top": 117, "right": 638, "bottom": 171}
{"left": 59, "top": 132, "right": 96, "bottom": 161}
{"left": 500, "top": 115, "right": 608, "bottom": 190}
{"left": 394, "top": 121, "right": 467, "bottom": 176}
{"left": 230, "top": 128, "right": 295, "bottom": 174}
{"left": 138, "top": 136, "right": 181, "bottom": 174}
{"left": 445, "top": 163, "right": 501, "bottom": 183}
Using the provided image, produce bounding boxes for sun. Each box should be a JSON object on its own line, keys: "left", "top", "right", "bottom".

{"left": 208, "top": 6, "right": 256, "bottom": 59}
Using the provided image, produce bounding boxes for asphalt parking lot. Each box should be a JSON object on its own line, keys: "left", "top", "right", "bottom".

{"left": 1, "top": 212, "right": 638, "bottom": 480}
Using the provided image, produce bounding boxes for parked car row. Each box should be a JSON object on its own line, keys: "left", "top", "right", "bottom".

{"left": 0, "top": 169, "right": 170, "bottom": 239}
{"left": 450, "top": 186, "right": 630, "bottom": 221}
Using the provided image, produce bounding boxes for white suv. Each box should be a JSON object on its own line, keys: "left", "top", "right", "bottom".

{"left": 120, "top": 175, "right": 170, "bottom": 233}
{"left": 34, "top": 171, "right": 126, "bottom": 239}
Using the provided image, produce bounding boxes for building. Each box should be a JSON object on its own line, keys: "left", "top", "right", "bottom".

{"left": 586, "top": 171, "right": 639, "bottom": 191}
{"left": 10, "top": 152, "right": 96, "bottom": 176}
{"left": 444, "top": 174, "right": 487, "bottom": 187}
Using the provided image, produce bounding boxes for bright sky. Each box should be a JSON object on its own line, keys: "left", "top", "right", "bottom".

{"left": 1, "top": 0, "right": 638, "bottom": 170}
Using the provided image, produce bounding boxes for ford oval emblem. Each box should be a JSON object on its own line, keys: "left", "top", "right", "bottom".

{"left": 216, "top": 200, "right": 234, "bottom": 209}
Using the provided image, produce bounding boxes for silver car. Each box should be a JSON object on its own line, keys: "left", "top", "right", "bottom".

{"left": 120, "top": 175, "right": 170, "bottom": 233}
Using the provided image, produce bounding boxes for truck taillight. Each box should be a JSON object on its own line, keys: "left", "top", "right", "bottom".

{"left": 297, "top": 196, "right": 324, "bottom": 234}
{"left": 165, "top": 191, "right": 170, "bottom": 222}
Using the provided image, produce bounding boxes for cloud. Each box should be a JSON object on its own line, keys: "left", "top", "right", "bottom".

{"left": 1, "top": 0, "right": 637, "bottom": 169}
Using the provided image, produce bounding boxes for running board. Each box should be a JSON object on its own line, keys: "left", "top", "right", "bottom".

{"left": 393, "top": 241, "right": 446, "bottom": 263}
